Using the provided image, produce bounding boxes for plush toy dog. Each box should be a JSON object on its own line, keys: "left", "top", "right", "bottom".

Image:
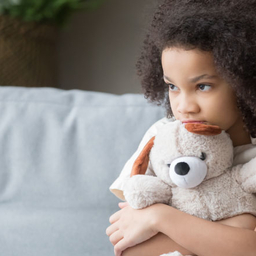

{"left": 123, "top": 120, "right": 256, "bottom": 256}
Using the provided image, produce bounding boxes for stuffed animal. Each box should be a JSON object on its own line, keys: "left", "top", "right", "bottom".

{"left": 123, "top": 120, "right": 256, "bottom": 256}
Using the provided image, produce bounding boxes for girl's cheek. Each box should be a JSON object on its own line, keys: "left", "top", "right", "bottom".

{"left": 169, "top": 98, "right": 178, "bottom": 115}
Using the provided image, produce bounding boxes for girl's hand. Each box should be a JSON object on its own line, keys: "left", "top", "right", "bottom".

{"left": 106, "top": 202, "right": 159, "bottom": 256}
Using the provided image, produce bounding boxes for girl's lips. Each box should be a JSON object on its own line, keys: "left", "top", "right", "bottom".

{"left": 182, "top": 120, "right": 207, "bottom": 124}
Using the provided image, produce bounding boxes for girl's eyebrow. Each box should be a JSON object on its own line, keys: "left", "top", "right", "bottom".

{"left": 163, "top": 74, "right": 218, "bottom": 83}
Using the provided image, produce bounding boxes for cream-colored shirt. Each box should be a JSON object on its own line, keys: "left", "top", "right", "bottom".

{"left": 110, "top": 117, "right": 256, "bottom": 200}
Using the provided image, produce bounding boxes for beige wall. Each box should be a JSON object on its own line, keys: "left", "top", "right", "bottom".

{"left": 57, "top": 0, "right": 156, "bottom": 94}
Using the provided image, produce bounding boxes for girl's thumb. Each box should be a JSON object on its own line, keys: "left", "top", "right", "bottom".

{"left": 118, "top": 202, "right": 129, "bottom": 209}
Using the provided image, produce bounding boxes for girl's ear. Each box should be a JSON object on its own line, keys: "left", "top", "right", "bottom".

{"left": 185, "top": 123, "right": 222, "bottom": 135}
{"left": 130, "top": 136, "right": 155, "bottom": 177}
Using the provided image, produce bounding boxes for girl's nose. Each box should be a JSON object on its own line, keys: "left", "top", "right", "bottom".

{"left": 176, "top": 94, "right": 200, "bottom": 114}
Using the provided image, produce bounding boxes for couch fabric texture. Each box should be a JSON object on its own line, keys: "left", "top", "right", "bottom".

{"left": 0, "top": 86, "right": 165, "bottom": 256}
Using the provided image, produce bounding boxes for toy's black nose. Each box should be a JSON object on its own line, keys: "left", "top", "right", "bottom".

{"left": 175, "top": 162, "right": 190, "bottom": 176}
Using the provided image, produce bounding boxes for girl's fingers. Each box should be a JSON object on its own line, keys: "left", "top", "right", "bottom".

{"left": 109, "top": 209, "right": 121, "bottom": 224}
{"left": 109, "top": 203, "right": 129, "bottom": 225}
{"left": 109, "top": 230, "right": 123, "bottom": 246}
{"left": 106, "top": 222, "right": 119, "bottom": 237}
{"left": 118, "top": 202, "right": 129, "bottom": 209}
{"left": 114, "top": 238, "right": 130, "bottom": 256}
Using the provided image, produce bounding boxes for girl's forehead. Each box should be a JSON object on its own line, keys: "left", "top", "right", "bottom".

{"left": 162, "top": 47, "right": 214, "bottom": 65}
{"left": 161, "top": 47, "right": 219, "bottom": 79}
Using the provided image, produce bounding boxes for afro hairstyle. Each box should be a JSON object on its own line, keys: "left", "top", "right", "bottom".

{"left": 136, "top": 0, "right": 256, "bottom": 137}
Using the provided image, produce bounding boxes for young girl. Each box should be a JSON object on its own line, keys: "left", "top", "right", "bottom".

{"left": 106, "top": 0, "right": 256, "bottom": 255}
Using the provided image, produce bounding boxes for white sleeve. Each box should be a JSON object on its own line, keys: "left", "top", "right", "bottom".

{"left": 109, "top": 117, "right": 173, "bottom": 200}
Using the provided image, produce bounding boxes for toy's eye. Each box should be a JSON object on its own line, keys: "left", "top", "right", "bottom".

{"left": 200, "top": 152, "right": 206, "bottom": 161}
{"left": 167, "top": 164, "right": 171, "bottom": 168}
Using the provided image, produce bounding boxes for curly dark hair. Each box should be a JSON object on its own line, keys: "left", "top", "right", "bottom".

{"left": 136, "top": 0, "right": 256, "bottom": 137}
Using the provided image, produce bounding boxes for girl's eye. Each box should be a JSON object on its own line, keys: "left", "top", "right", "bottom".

{"left": 168, "top": 84, "right": 179, "bottom": 91}
{"left": 200, "top": 152, "right": 206, "bottom": 161}
{"left": 198, "top": 84, "right": 212, "bottom": 91}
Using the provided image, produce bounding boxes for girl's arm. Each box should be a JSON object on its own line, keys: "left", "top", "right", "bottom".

{"left": 123, "top": 215, "right": 256, "bottom": 256}
{"left": 107, "top": 203, "right": 256, "bottom": 256}
{"left": 153, "top": 204, "right": 256, "bottom": 256}
{"left": 122, "top": 232, "right": 194, "bottom": 256}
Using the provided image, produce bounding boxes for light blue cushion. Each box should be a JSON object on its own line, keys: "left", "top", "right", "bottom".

{"left": 0, "top": 86, "right": 165, "bottom": 256}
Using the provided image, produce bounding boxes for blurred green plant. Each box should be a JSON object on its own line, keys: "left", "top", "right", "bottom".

{"left": 0, "top": 0, "right": 105, "bottom": 27}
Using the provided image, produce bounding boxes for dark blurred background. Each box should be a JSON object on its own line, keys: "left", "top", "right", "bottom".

{"left": 0, "top": 0, "right": 157, "bottom": 94}
{"left": 58, "top": 0, "right": 156, "bottom": 94}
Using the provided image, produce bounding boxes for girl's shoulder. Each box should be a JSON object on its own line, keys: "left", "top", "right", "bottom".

{"left": 233, "top": 140, "right": 256, "bottom": 166}
{"left": 147, "top": 116, "right": 175, "bottom": 132}
{"left": 250, "top": 136, "right": 256, "bottom": 145}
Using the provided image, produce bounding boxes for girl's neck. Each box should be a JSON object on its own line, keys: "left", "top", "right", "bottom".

{"left": 226, "top": 117, "right": 251, "bottom": 147}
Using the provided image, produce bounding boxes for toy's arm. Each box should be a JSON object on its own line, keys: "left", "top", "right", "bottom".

{"left": 123, "top": 175, "right": 172, "bottom": 209}
{"left": 233, "top": 156, "right": 256, "bottom": 193}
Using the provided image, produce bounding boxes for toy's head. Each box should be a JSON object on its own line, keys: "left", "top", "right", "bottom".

{"left": 131, "top": 120, "right": 234, "bottom": 189}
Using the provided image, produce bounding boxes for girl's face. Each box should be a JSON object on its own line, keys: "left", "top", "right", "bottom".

{"left": 161, "top": 47, "right": 242, "bottom": 134}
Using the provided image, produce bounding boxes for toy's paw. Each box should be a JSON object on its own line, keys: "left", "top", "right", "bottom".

{"left": 123, "top": 175, "right": 172, "bottom": 209}
{"left": 160, "top": 251, "right": 184, "bottom": 256}
{"left": 233, "top": 157, "right": 256, "bottom": 193}
{"left": 123, "top": 175, "right": 154, "bottom": 209}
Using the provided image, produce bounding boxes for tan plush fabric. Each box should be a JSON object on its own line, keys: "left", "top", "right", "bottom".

{"left": 110, "top": 117, "right": 256, "bottom": 200}
{"left": 110, "top": 117, "right": 173, "bottom": 200}
{"left": 123, "top": 120, "right": 256, "bottom": 221}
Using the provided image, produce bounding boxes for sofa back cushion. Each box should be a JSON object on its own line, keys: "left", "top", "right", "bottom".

{"left": 0, "top": 86, "right": 165, "bottom": 256}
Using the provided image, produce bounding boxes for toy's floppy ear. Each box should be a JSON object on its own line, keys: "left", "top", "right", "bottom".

{"left": 130, "top": 136, "right": 155, "bottom": 177}
{"left": 185, "top": 123, "right": 222, "bottom": 135}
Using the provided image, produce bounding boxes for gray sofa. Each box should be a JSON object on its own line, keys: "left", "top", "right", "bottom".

{"left": 0, "top": 86, "right": 165, "bottom": 256}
